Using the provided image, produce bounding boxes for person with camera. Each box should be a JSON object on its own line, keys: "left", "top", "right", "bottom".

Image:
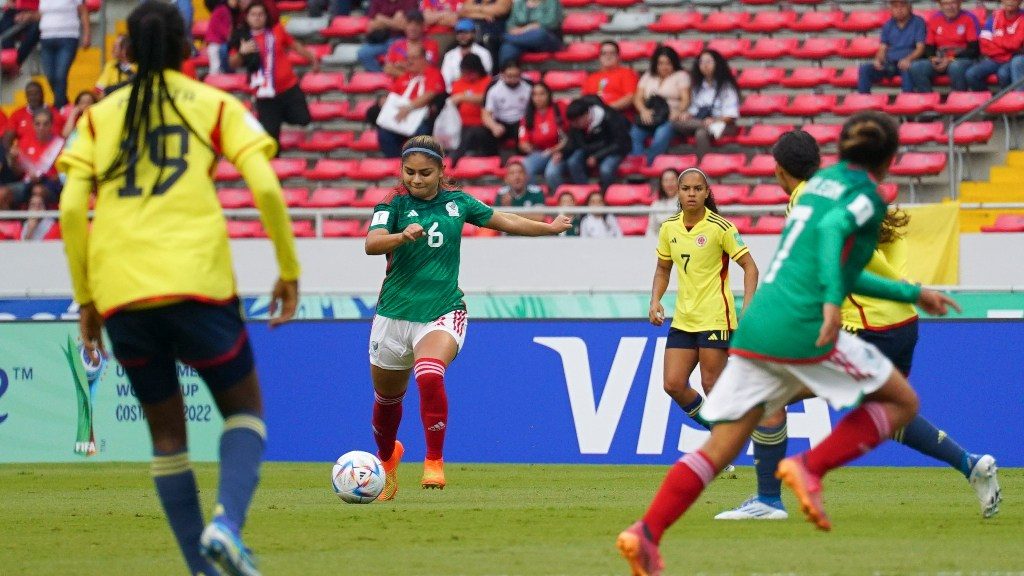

{"left": 629, "top": 45, "right": 691, "bottom": 166}
{"left": 674, "top": 49, "right": 740, "bottom": 160}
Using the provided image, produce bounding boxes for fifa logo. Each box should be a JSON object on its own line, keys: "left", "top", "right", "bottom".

{"left": 62, "top": 336, "right": 107, "bottom": 456}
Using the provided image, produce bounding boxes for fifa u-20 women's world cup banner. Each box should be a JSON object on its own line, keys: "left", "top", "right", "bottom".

{"left": 0, "top": 324, "right": 222, "bottom": 462}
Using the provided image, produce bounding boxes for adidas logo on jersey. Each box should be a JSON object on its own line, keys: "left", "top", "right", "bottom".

{"left": 708, "top": 333, "right": 718, "bottom": 341}
{"left": 407, "top": 210, "right": 419, "bottom": 217}
{"left": 671, "top": 238, "right": 678, "bottom": 243}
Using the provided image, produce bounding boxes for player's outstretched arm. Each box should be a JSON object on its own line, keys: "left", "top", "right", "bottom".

{"left": 365, "top": 224, "right": 425, "bottom": 255}
{"left": 916, "top": 288, "right": 962, "bottom": 317}
{"left": 483, "top": 211, "right": 573, "bottom": 236}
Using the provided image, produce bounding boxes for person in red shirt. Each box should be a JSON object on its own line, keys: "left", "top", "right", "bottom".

{"left": 8, "top": 107, "right": 64, "bottom": 207}
{"left": 448, "top": 54, "right": 494, "bottom": 164}
{"left": 376, "top": 43, "right": 446, "bottom": 157}
{"left": 518, "top": 81, "right": 566, "bottom": 187}
{"left": 3, "top": 81, "right": 64, "bottom": 149}
{"left": 910, "top": 0, "right": 980, "bottom": 91}
{"left": 0, "top": 0, "right": 41, "bottom": 68}
{"left": 422, "top": 0, "right": 461, "bottom": 28}
{"left": 383, "top": 10, "right": 440, "bottom": 77}
{"left": 965, "top": 0, "right": 1024, "bottom": 89}
{"left": 582, "top": 41, "right": 638, "bottom": 112}
{"left": 229, "top": 0, "right": 319, "bottom": 144}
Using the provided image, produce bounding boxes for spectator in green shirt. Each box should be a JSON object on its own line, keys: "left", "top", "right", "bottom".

{"left": 497, "top": 0, "right": 562, "bottom": 67}
{"left": 496, "top": 160, "right": 547, "bottom": 226}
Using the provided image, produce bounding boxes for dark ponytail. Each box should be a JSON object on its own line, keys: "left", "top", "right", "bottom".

{"left": 838, "top": 111, "right": 899, "bottom": 171}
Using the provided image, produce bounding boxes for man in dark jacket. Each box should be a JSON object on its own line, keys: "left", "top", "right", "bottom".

{"left": 556, "top": 95, "right": 631, "bottom": 191}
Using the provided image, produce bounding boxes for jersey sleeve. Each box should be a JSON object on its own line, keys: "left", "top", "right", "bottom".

{"left": 852, "top": 271, "right": 921, "bottom": 303}
{"left": 370, "top": 199, "right": 398, "bottom": 232}
{"left": 656, "top": 222, "right": 671, "bottom": 260}
{"left": 816, "top": 200, "right": 866, "bottom": 306}
{"left": 721, "top": 223, "right": 750, "bottom": 261}
{"left": 216, "top": 96, "right": 277, "bottom": 166}
{"left": 463, "top": 194, "right": 494, "bottom": 226}
{"left": 55, "top": 109, "right": 96, "bottom": 176}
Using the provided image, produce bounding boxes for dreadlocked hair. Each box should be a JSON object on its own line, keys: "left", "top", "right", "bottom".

{"left": 102, "top": 1, "right": 214, "bottom": 185}
{"left": 878, "top": 207, "right": 910, "bottom": 245}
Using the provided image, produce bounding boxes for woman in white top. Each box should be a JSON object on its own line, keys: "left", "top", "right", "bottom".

{"left": 579, "top": 191, "right": 622, "bottom": 238}
{"left": 647, "top": 168, "right": 680, "bottom": 236}
{"left": 32, "top": 0, "right": 90, "bottom": 108}
{"left": 673, "top": 49, "right": 740, "bottom": 159}
{"left": 630, "top": 45, "right": 690, "bottom": 166}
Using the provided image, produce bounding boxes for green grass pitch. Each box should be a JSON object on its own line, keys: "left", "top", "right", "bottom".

{"left": 1, "top": 463, "right": 1021, "bottom": 575}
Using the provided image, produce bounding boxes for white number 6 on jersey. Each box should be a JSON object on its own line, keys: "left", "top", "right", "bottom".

{"left": 427, "top": 221, "right": 444, "bottom": 248}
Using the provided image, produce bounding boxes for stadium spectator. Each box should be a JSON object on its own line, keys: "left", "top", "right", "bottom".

{"left": 857, "top": 0, "right": 927, "bottom": 94}
{"left": 481, "top": 59, "right": 532, "bottom": 153}
{"left": 440, "top": 18, "right": 493, "bottom": 91}
{"left": 676, "top": 49, "right": 740, "bottom": 160}
{"left": 358, "top": 0, "right": 419, "bottom": 72}
{"left": 60, "top": 90, "right": 96, "bottom": 139}
{"left": 94, "top": 34, "right": 136, "bottom": 96}
{"left": 909, "top": 0, "right": 980, "bottom": 91}
{"left": 647, "top": 168, "right": 679, "bottom": 236}
{"left": 3, "top": 81, "right": 62, "bottom": 148}
{"left": 204, "top": 0, "right": 238, "bottom": 74}
{"left": 237, "top": 0, "right": 279, "bottom": 24}
{"left": 0, "top": 0, "right": 41, "bottom": 70}
{"left": 965, "top": 0, "right": 1024, "bottom": 90}
{"left": 556, "top": 96, "right": 631, "bottom": 191}
{"left": 556, "top": 190, "right": 581, "bottom": 236}
{"left": 307, "top": 0, "right": 360, "bottom": 17}
{"left": 448, "top": 54, "right": 495, "bottom": 163}
{"left": 376, "top": 43, "right": 445, "bottom": 157}
{"left": 30, "top": 0, "right": 91, "bottom": 108}
{"left": 630, "top": 45, "right": 690, "bottom": 165}
{"left": 0, "top": 141, "right": 19, "bottom": 210}
{"left": 21, "top": 193, "right": 57, "bottom": 240}
{"left": 459, "top": 0, "right": 511, "bottom": 59}
{"left": 383, "top": 10, "right": 440, "bottom": 78}
{"left": 496, "top": 160, "right": 546, "bottom": 223}
{"left": 518, "top": 81, "right": 566, "bottom": 188}
{"left": 229, "top": 0, "right": 317, "bottom": 144}
{"left": 9, "top": 108, "right": 64, "bottom": 208}
{"left": 422, "top": 0, "right": 459, "bottom": 29}
{"left": 497, "top": 0, "right": 563, "bottom": 67}
{"left": 579, "top": 191, "right": 622, "bottom": 238}
{"left": 582, "top": 41, "right": 638, "bottom": 113}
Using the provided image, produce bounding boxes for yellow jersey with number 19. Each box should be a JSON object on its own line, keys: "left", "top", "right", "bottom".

{"left": 57, "top": 70, "right": 296, "bottom": 316}
{"left": 656, "top": 210, "right": 750, "bottom": 332}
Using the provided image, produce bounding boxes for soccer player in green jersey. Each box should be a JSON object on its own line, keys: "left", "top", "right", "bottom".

{"left": 617, "top": 112, "right": 961, "bottom": 575}
{"left": 365, "top": 135, "right": 572, "bottom": 501}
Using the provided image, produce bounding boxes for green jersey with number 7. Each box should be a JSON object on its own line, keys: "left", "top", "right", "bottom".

{"left": 369, "top": 187, "right": 495, "bottom": 323}
{"left": 730, "top": 161, "right": 921, "bottom": 361}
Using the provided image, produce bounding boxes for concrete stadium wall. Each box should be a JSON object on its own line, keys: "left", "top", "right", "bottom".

{"left": 3, "top": 234, "right": 1023, "bottom": 295}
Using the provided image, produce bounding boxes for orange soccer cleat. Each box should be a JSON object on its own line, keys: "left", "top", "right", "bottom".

{"left": 776, "top": 456, "right": 832, "bottom": 531}
{"left": 616, "top": 521, "right": 664, "bottom": 576}
{"left": 421, "top": 458, "right": 446, "bottom": 490}
{"left": 377, "top": 440, "right": 404, "bottom": 501}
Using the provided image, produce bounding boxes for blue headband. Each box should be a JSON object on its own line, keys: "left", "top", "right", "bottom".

{"left": 402, "top": 147, "right": 444, "bottom": 161}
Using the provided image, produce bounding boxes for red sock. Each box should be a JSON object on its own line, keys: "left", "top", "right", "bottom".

{"left": 372, "top": 391, "right": 404, "bottom": 461}
{"left": 803, "top": 402, "right": 892, "bottom": 477}
{"left": 642, "top": 451, "right": 716, "bottom": 544}
{"left": 415, "top": 358, "right": 448, "bottom": 461}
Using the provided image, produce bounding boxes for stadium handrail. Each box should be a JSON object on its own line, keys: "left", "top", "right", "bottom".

{"left": 947, "top": 75, "right": 1024, "bottom": 199}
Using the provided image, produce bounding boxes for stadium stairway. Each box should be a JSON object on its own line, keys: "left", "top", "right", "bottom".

{"left": 960, "top": 151, "right": 1024, "bottom": 231}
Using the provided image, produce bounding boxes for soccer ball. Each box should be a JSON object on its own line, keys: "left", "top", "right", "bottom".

{"left": 331, "top": 451, "right": 385, "bottom": 504}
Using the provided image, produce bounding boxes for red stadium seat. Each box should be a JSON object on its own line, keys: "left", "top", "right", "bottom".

{"left": 354, "top": 186, "right": 393, "bottom": 207}
{"left": 288, "top": 43, "right": 331, "bottom": 66}
{"left": 464, "top": 185, "right": 499, "bottom": 205}
{"left": 836, "top": 10, "right": 889, "bottom": 32}
{"left": 744, "top": 38, "right": 798, "bottom": 60}
{"left": 833, "top": 93, "right": 889, "bottom": 115}
{"left": 705, "top": 38, "right": 750, "bottom": 60}
{"left": 344, "top": 72, "right": 391, "bottom": 94}
{"left": 349, "top": 130, "right": 380, "bottom": 152}
{"left": 781, "top": 67, "right": 836, "bottom": 89}
{"left": 450, "top": 156, "right": 503, "bottom": 179}
{"left": 699, "top": 153, "right": 746, "bottom": 178}
{"left": 278, "top": 0, "right": 307, "bottom": 11}
{"left": 544, "top": 70, "right": 588, "bottom": 91}
{"left": 0, "top": 220, "right": 22, "bottom": 240}
{"left": 935, "top": 91, "right": 992, "bottom": 115}
{"left": 821, "top": 154, "right": 839, "bottom": 168}
{"left": 877, "top": 182, "right": 898, "bottom": 203}
{"left": 204, "top": 73, "right": 250, "bottom": 93}
{"left": 749, "top": 215, "right": 786, "bottom": 234}
{"left": 299, "top": 72, "right": 346, "bottom": 95}
{"left": 985, "top": 91, "right": 1024, "bottom": 114}
{"left": 522, "top": 70, "right": 542, "bottom": 84}
{"left": 618, "top": 40, "right": 655, "bottom": 62}
{"left": 981, "top": 214, "right": 1024, "bottom": 232}
{"left": 303, "top": 159, "right": 358, "bottom": 180}
{"left": 787, "top": 93, "right": 838, "bottom": 116}
{"left": 838, "top": 36, "right": 882, "bottom": 59}
{"left": 617, "top": 216, "right": 649, "bottom": 236}
{"left": 270, "top": 158, "right": 307, "bottom": 180}
{"left": 520, "top": 52, "right": 552, "bottom": 64}
{"left": 555, "top": 184, "right": 600, "bottom": 205}
{"left": 725, "top": 215, "right": 753, "bottom": 234}
{"left": 790, "top": 10, "right": 842, "bottom": 32}
{"left": 341, "top": 99, "right": 375, "bottom": 122}
{"left": 950, "top": 121, "right": 994, "bottom": 145}
{"left": 740, "top": 93, "right": 788, "bottom": 116}
{"left": 710, "top": 184, "right": 748, "bottom": 205}
{"left": 299, "top": 130, "right": 354, "bottom": 153}
{"left": 736, "top": 124, "right": 795, "bottom": 148}
{"left": 282, "top": 188, "right": 310, "bottom": 207}
{"left": 595, "top": 0, "right": 640, "bottom": 6}
{"left": 792, "top": 37, "right": 845, "bottom": 60}
{"left": 696, "top": 12, "right": 750, "bottom": 33}
{"left": 352, "top": 158, "right": 401, "bottom": 181}
{"left": 320, "top": 16, "right": 369, "bottom": 38}
{"left": 802, "top": 123, "right": 843, "bottom": 145}
{"left": 562, "top": 12, "right": 609, "bottom": 35}
{"left": 323, "top": 219, "right": 365, "bottom": 237}
{"left": 227, "top": 220, "right": 262, "bottom": 238}
{"left": 214, "top": 160, "right": 242, "bottom": 182}
{"left": 605, "top": 184, "right": 652, "bottom": 206}
{"left": 889, "top": 153, "right": 947, "bottom": 176}
{"left": 885, "top": 92, "right": 941, "bottom": 115}
{"left": 554, "top": 42, "right": 600, "bottom": 63}
{"left": 307, "top": 187, "right": 357, "bottom": 207}
{"left": 737, "top": 154, "right": 777, "bottom": 177}
{"left": 741, "top": 11, "right": 797, "bottom": 33}
{"left": 617, "top": 155, "right": 646, "bottom": 177}
{"left": 291, "top": 220, "right": 315, "bottom": 238}
{"left": 462, "top": 223, "right": 479, "bottom": 237}
{"left": 192, "top": 19, "right": 208, "bottom": 40}
{"left": 830, "top": 66, "right": 860, "bottom": 89}
{"left": 648, "top": 12, "right": 702, "bottom": 34}
{"left": 898, "top": 122, "right": 945, "bottom": 145}
{"left": 736, "top": 67, "right": 785, "bottom": 90}
{"left": 740, "top": 184, "right": 789, "bottom": 205}
{"left": 662, "top": 39, "right": 704, "bottom": 59}
{"left": 308, "top": 101, "right": 349, "bottom": 122}
{"left": 218, "top": 189, "right": 254, "bottom": 209}
{"left": 278, "top": 130, "right": 305, "bottom": 151}
{"left": 641, "top": 154, "right": 698, "bottom": 178}
{"left": 562, "top": 0, "right": 592, "bottom": 7}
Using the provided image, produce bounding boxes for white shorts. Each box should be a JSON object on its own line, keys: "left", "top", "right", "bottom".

{"left": 701, "top": 331, "right": 895, "bottom": 423}
{"left": 369, "top": 310, "right": 468, "bottom": 370}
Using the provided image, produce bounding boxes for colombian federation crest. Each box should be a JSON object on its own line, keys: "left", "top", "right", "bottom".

{"left": 695, "top": 234, "right": 708, "bottom": 248}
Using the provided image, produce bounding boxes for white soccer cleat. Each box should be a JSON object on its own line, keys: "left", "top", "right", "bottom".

{"left": 969, "top": 454, "right": 1002, "bottom": 518}
{"left": 200, "top": 520, "right": 261, "bottom": 576}
{"left": 715, "top": 496, "right": 789, "bottom": 520}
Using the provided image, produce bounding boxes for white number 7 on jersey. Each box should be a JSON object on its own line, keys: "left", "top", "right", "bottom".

{"left": 764, "top": 205, "right": 812, "bottom": 284}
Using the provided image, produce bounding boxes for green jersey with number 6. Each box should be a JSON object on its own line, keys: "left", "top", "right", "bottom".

{"left": 370, "top": 187, "right": 495, "bottom": 322}
{"left": 731, "top": 161, "right": 921, "bottom": 361}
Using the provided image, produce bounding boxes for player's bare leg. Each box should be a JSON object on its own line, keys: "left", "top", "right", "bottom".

{"left": 413, "top": 331, "right": 459, "bottom": 490}
{"left": 663, "top": 348, "right": 710, "bottom": 428}
{"left": 371, "top": 366, "right": 411, "bottom": 501}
